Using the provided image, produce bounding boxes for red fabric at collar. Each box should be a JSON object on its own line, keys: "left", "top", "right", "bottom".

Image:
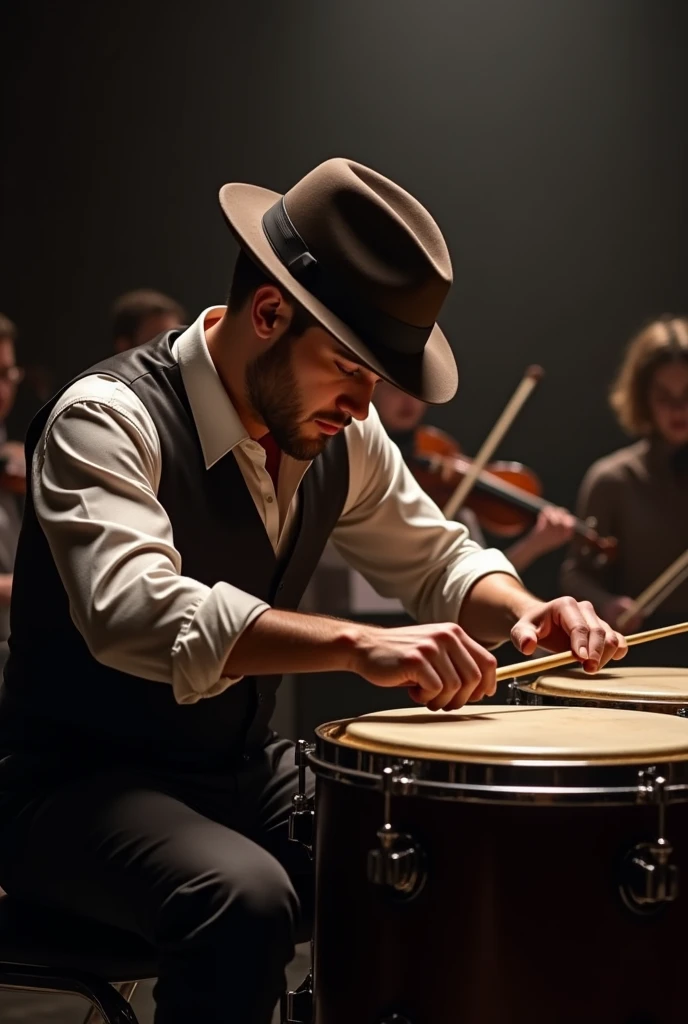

{"left": 257, "top": 433, "right": 281, "bottom": 491}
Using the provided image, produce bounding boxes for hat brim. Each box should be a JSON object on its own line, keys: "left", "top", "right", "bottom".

{"left": 219, "top": 183, "right": 458, "bottom": 404}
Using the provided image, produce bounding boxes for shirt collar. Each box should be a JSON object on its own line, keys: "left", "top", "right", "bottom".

{"left": 173, "top": 306, "right": 249, "bottom": 469}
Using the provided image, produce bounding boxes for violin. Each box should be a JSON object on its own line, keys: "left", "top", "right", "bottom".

{"left": 410, "top": 425, "right": 617, "bottom": 560}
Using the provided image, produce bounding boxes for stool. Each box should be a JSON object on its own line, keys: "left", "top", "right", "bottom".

{"left": 0, "top": 894, "right": 157, "bottom": 1023}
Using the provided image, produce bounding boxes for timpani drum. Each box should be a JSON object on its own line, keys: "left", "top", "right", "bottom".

{"left": 511, "top": 666, "right": 688, "bottom": 716}
{"left": 305, "top": 705, "right": 688, "bottom": 1024}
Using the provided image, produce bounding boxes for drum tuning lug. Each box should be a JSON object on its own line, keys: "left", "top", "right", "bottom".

{"left": 367, "top": 822, "right": 425, "bottom": 898}
{"left": 369, "top": 765, "right": 424, "bottom": 896}
{"left": 507, "top": 680, "right": 522, "bottom": 705}
{"left": 620, "top": 839, "right": 679, "bottom": 913}
{"left": 281, "top": 969, "right": 312, "bottom": 1024}
{"left": 289, "top": 740, "right": 316, "bottom": 857}
{"left": 289, "top": 793, "right": 314, "bottom": 856}
{"left": 620, "top": 771, "right": 679, "bottom": 913}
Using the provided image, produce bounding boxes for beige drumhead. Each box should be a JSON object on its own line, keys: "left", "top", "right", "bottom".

{"left": 342, "top": 704, "right": 688, "bottom": 764}
{"left": 525, "top": 666, "right": 688, "bottom": 703}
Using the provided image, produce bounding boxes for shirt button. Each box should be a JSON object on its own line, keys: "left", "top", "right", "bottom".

{"left": 266, "top": 495, "right": 274, "bottom": 504}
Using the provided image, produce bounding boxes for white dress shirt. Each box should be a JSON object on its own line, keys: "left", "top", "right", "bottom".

{"left": 33, "top": 307, "right": 519, "bottom": 705}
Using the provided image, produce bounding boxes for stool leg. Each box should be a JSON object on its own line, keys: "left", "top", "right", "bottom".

{"left": 0, "top": 964, "right": 139, "bottom": 1024}
{"left": 82, "top": 981, "right": 139, "bottom": 1024}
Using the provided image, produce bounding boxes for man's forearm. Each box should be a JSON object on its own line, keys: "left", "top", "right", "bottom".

{"left": 224, "top": 608, "right": 363, "bottom": 677}
{"left": 226, "top": 574, "right": 542, "bottom": 680}
{"left": 458, "top": 572, "right": 542, "bottom": 646}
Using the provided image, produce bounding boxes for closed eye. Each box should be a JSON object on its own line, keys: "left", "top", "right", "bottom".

{"left": 335, "top": 360, "right": 361, "bottom": 378}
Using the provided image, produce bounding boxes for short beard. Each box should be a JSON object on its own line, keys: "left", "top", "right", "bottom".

{"left": 245, "top": 331, "right": 328, "bottom": 460}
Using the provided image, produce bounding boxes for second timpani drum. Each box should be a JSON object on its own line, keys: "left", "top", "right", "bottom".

{"left": 306, "top": 704, "right": 688, "bottom": 1024}
{"left": 511, "top": 665, "right": 688, "bottom": 715}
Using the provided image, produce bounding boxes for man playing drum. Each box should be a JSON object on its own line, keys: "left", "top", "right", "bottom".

{"left": 0, "top": 158, "right": 626, "bottom": 1023}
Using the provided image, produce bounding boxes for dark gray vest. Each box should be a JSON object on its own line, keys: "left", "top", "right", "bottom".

{"left": 0, "top": 332, "right": 349, "bottom": 766}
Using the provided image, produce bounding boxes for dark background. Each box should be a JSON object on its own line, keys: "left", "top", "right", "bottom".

{"left": 1, "top": 0, "right": 687, "bottom": 600}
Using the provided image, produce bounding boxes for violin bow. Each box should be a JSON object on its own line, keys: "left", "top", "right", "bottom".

{"left": 617, "top": 547, "right": 688, "bottom": 629}
{"left": 443, "top": 365, "right": 544, "bottom": 521}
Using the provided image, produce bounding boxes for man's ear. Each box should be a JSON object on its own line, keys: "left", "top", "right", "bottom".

{"left": 251, "top": 285, "right": 293, "bottom": 341}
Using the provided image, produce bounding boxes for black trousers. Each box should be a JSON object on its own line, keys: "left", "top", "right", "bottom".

{"left": 0, "top": 733, "right": 314, "bottom": 1024}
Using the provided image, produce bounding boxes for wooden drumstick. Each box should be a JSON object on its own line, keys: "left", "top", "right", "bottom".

{"left": 617, "top": 547, "right": 688, "bottom": 628}
{"left": 495, "top": 619, "right": 688, "bottom": 682}
{"left": 443, "top": 365, "right": 544, "bottom": 521}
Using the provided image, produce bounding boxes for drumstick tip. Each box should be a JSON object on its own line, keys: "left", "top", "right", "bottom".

{"left": 525, "top": 364, "right": 545, "bottom": 382}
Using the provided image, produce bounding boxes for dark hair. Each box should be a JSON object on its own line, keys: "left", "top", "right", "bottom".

{"left": 610, "top": 315, "right": 688, "bottom": 435}
{"left": 0, "top": 313, "right": 18, "bottom": 344}
{"left": 111, "top": 289, "right": 185, "bottom": 342}
{"left": 228, "top": 249, "right": 318, "bottom": 337}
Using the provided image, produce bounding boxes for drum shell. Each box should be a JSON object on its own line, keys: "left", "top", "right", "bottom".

{"left": 313, "top": 771, "right": 688, "bottom": 1024}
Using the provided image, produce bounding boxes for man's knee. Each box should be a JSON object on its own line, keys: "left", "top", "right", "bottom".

{"left": 231, "top": 852, "right": 299, "bottom": 934}
{"left": 157, "top": 847, "right": 299, "bottom": 954}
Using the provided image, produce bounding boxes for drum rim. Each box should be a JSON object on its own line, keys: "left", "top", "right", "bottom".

{"left": 514, "top": 665, "right": 688, "bottom": 704}
{"left": 311, "top": 718, "right": 688, "bottom": 805}
{"left": 514, "top": 688, "right": 688, "bottom": 715}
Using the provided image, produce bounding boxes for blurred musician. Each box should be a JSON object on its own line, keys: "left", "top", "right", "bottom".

{"left": 561, "top": 315, "right": 688, "bottom": 664}
{"left": 0, "top": 315, "right": 25, "bottom": 667}
{"left": 112, "top": 288, "right": 186, "bottom": 352}
{"left": 373, "top": 380, "right": 575, "bottom": 573}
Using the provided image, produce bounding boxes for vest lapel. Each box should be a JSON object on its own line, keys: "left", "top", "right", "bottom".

{"left": 162, "top": 363, "right": 277, "bottom": 598}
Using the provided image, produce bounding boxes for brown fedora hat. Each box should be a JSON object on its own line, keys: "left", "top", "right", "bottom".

{"left": 218, "top": 158, "right": 458, "bottom": 404}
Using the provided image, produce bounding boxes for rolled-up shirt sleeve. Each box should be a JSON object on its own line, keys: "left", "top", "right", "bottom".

{"left": 331, "top": 406, "right": 521, "bottom": 627}
{"left": 33, "top": 376, "right": 268, "bottom": 704}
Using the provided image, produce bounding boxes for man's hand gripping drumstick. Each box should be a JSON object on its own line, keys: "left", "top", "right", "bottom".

{"left": 497, "top": 619, "right": 688, "bottom": 682}
{"left": 227, "top": 576, "right": 628, "bottom": 713}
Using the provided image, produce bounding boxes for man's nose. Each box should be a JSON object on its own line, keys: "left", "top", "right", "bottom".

{"left": 338, "top": 381, "right": 377, "bottom": 421}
